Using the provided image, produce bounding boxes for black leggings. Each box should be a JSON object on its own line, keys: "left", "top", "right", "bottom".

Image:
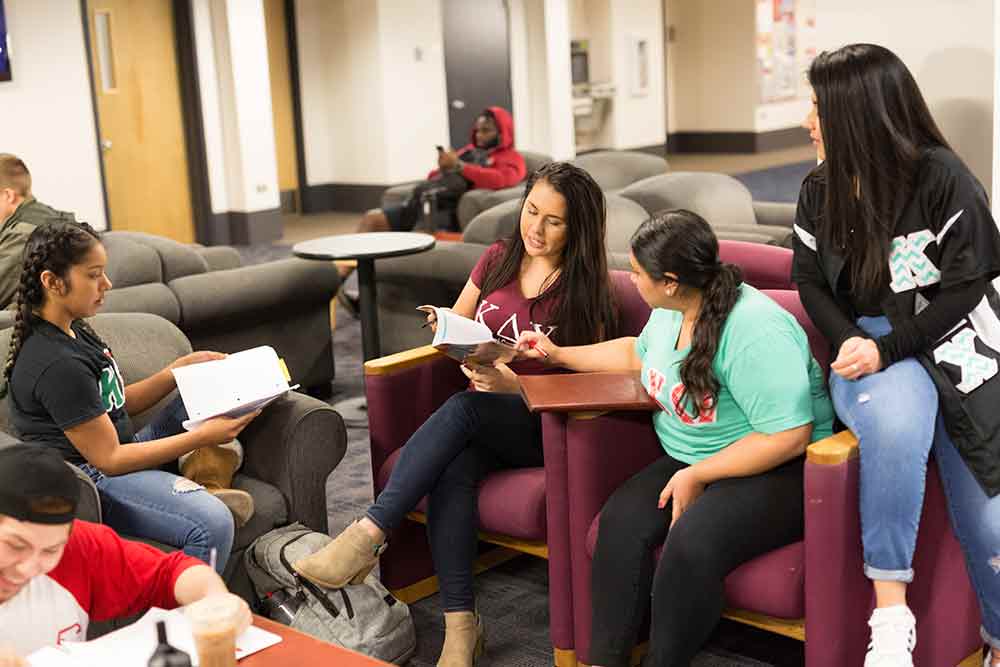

{"left": 367, "top": 391, "right": 543, "bottom": 611}
{"left": 589, "top": 452, "right": 804, "bottom": 667}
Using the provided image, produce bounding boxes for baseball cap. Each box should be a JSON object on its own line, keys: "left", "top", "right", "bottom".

{"left": 0, "top": 444, "right": 79, "bottom": 524}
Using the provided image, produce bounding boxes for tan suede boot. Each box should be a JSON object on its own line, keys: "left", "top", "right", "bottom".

{"left": 292, "top": 520, "right": 385, "bottom": 589}
{"left": 437, "top": 610, "right": 484, "bottom": 667}
{"left": 180, "top": 441, "right": 255, "bottom": 528}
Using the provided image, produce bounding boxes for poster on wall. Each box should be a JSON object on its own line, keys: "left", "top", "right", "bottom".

{"left": 0, "top": 0, "right": 10, "bottom": 82}
{"left": 756, "top": 0, "right": 817, "bottom": 103}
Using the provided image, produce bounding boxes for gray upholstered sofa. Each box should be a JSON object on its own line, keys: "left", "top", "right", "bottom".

{"left": 0, "top": 231, "right": 341, "bottom": 392}
{"left": 379, "top": 149, "right": 669, "bottom": 232}
{"left": 0, "top": 312, "right": 347, "bottom": 610}
{"left": 618, "top": 172, "right": 795, "bottom": 245}
{"left": 369, "top": 170, "right": 795, "bottom": 355}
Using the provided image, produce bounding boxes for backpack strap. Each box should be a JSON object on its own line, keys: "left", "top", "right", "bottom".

{"left": 279, "top": 534, "right": 342, "bottom": 620}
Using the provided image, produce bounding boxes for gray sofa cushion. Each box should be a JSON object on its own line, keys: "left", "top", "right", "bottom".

{"left": 102, "top": 284, "right": 182, "bottom": 325}
{"left": 606, "top": 195, "right": 654, "bottom": 253}
{"left": 103, "top": 235, "right": 163, "bottom": 287}
{"left": 463, "top": 199, "right": 520, "bottom": 245}
{"left": 106, "top": 231, "right": 209, "bottom": 282}
{"left": 573, "top": 150, "right": 668, "bottom": 192}
{"left": 231, "top": 474, "right": 289, "bottom": 552}
{"left": 619, "top": 172, "right": 758, "bottom": 228}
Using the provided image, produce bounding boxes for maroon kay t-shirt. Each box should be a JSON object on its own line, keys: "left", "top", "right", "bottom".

{"left": 469, "top": 241, "right": 562, "bottom": 377}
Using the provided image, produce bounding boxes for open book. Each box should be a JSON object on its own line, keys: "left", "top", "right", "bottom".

{"left": 418, "top": 305, "right": 518, "bottom": 365}
{"left": 171, "top": 346, "right": 299, "bottom": 431}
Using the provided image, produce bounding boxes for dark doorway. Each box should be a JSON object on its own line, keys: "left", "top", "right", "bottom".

{"left": 441, "top": 0, "right": 513, "bottom": 150}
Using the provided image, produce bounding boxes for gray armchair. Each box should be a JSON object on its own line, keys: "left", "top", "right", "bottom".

{"left": 0, "top": 312, "right": 347, "bottom": 606}
{"left": 372, "top": 194, "right": 651, "bottom": 355}
{"left": 379, "top": 151, "right": 554, "bottom": 232}
{"left": 618, "top": 172, "right": 796, "bottom": 245}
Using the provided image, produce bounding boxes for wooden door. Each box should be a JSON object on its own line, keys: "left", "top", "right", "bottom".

{"left": 441, "top": 0, "right": 513, "bottom": 149}
{"left": 263, "top": 0, "right": 299, "bottom": 212}
{"left": 87, "top": 0, "right": 194, "bottom": 242}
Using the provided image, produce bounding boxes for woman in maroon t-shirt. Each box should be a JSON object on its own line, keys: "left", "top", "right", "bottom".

{"left": 295, "top": 162, "right": 620, "bottom": 665}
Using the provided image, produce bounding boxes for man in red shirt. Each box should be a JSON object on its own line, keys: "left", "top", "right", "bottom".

{"left": 0, "top": 444, "right": 250, "bottom": 663}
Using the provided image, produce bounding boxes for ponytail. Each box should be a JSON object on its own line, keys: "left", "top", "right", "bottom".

{"left": 678, "top": 263, "right": 742, "bottom": 417}
{"left": 630, "top": 209, "right": 743, "bottom": 418}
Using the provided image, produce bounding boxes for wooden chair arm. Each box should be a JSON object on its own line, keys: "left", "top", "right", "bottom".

{"left": 364, "top": 345, "right": 444, "bottom": 376}
{"left": 806, "top": 430, "right": 859, "bottom": 465}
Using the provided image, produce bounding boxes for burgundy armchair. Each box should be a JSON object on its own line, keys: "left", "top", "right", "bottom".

{"left": 362, "top": 242, "right": 811, "bottom": 665}
{"left": 539, "top": 287, "right": 982, "bottom": 667}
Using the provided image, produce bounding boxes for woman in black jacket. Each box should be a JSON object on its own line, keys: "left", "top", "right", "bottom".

{"left": 793, "top": 43, "right": 1000, "bottom": 667}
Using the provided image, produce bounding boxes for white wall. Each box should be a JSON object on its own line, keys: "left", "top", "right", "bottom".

{"left": 817, "top": 0, "right": 994, "bottom": 189}
{"left": 0, "top": 0, "right": 106, "bottom": 228}
{"left": 608, "top": 1, "right": 666, "bottom": 149}
{"left": 377, "top": 0, "right": 450, "bottom": 184}
{"left": 296, "top": 0, "right": 449, "bottom": 186}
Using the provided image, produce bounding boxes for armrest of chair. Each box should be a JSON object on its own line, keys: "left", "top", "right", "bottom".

{"left": 803, "top": 429, "right": 870, "bottom": 660}
{"left": 169, "top": 258, "right": 340, "bottom": 329}
{"left": 381, "top": 181, "right": 422, "bottom": 209}
{"left": 713, "top": 222, "right": 792, "bottom": 245}
{"left": 238, "top": 392, "right": 347, "bottom": 534}
{"left": 752, "top": 201, "right": 796, "bottom": 228}
{"left": 364, "top": 346, "right": 468, "bottom": 480}
{"left": 519, "top": 372, "right": 657, "bottom": 414}
{"left": 196, "top": 246, "right": 243, "bottom": 272}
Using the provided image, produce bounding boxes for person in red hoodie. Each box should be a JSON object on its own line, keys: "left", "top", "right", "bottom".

{"left": 0, "top": 444, "right": 250, "bottom": 663}
{"left": 356, "top": 106, "right": 526, "bottom": 236}
{"left": 336, "top": 107, "right": 527, "bottom": 313}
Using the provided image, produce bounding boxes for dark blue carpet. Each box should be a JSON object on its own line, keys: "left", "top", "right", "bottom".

{"left": 732, "top": 160, "right": 815, "bottom": 203}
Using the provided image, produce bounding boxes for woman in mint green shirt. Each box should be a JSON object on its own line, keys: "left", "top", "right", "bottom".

{"left": 518, "top": 210, "right": 834, "bottom": 667}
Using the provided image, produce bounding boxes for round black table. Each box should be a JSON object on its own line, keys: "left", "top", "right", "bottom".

{"left": 292, "top": 232, "right": 436, "bottom": 361}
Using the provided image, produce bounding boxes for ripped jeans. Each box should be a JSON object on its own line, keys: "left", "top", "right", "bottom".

{"left": 830, "top": 315, "right": 1000, "bottom": 647}
{"left": 77, "top": 397, "right": 234, "bottom": 574}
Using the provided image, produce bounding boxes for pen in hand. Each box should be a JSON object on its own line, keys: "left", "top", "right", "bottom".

{"left": 528, "top": 340, "right": 549, "bottom": 358}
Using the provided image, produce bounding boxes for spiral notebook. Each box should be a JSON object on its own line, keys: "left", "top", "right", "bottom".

{"left": 417, "top": 305, "right": 517, "bottom": 365}
{"left": 171, "top": 346, "right": 298, "bottom": 430}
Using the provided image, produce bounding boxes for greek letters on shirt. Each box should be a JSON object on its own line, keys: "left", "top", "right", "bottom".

{"left": 885, "top": 217, "right": 1000, "bottom": 395}
{"left": 98, "top": 349, "right": 126, "bottom": 412}
{"left": 645, "top": 367, "right": 718, "bottom": 426}
{"left": 474, "top": 299, "right": 556, "bottom": 344}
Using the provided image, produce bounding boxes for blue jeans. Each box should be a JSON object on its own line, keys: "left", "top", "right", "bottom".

{"left": 830, "top": 316, "right": 1000, "bottom": 646}
{"left": 78, "top": 397, "right": 234, "bottom": 574}
{"left": 366, "top": 391, "right": 543, "bottom": 612}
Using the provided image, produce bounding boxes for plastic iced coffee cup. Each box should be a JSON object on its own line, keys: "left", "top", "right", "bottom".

{"left": 185, "top": 595, "right": 240, "bottom": 667}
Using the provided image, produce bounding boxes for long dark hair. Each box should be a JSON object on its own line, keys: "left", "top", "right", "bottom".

{"left": 808, "top": 43, "right": 949, "bottom": 295}
{"left": 631, "top": 210, "right": 742, "bottom": 417}
{"left": 1, "top": 221, "right": 105, "bottom": 396}
{"left": 477, "top": 162, "right": 618, "bottom": 345}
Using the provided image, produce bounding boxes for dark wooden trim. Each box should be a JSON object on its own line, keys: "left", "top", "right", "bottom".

{"left": 754, "top": 126, "right": 811, "bottom": 152}
{"left": 227, "top": 208, "right": 284, "bottom": 245}
{"left": 279, "top": 189, "right": 297, "bottom": 213}
{"left": 79, "top": 0, "right": 112, "bottom": 230}
{"left": 301, "top": 183, "right": 388, "bottom": 213}
{"left": 173, "top": 0, "right": 219, "bottom": 245}
{"left": 666, "top": 128, "right": 810, "bottom": 154}
{"left": 284, "top": 0, "right": 309, "bottom": 210}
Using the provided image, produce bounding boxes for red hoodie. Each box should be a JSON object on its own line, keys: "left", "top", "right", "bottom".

{"left": 429, "top": 106, "right": 526, "bottom": 190}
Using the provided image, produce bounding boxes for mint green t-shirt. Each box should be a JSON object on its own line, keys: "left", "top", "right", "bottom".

{"left": 636, "top": 284, "right": 834, "bottom": 464}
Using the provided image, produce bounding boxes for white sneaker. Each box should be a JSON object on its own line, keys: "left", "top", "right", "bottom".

{"left": 864, "top": 605, "right": 916, "bottom": 667}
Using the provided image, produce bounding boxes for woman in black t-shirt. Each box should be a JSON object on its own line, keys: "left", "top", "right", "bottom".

{"left": 1, "top": 222, "right": 259, "bottom": 572}
{"left": 793, "top": 44, "right": 1000, "bottom": 667}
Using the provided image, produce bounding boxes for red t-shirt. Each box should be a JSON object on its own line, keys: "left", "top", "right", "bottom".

{"left": 470, "top": 242, "right": 562, "bottom": 376}
{"left": 0, "top": 520, "right": 202, "bottom": 655}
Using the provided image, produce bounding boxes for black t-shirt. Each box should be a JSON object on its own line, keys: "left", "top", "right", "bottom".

{"left": 8, "top": 319, "right": 135, "bottom": 465}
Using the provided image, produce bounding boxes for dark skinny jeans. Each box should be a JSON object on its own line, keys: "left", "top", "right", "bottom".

{"left": 366, "top": 390, "right": 543, "bottom": 611}
{"left": 589, "top": 452, "right": 804, "bottom": 667}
